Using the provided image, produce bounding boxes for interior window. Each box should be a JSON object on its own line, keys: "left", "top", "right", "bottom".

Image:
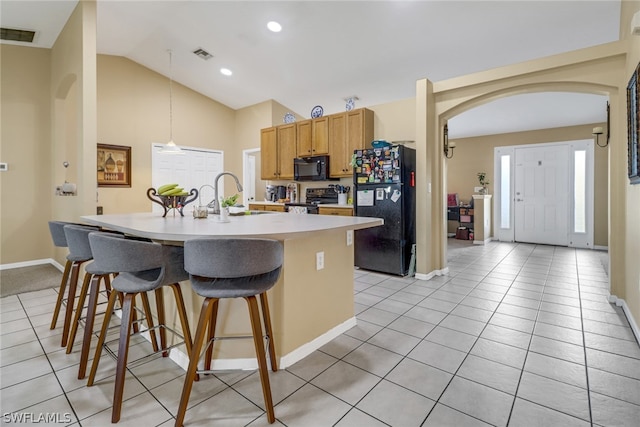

{"left": 500, "top": 155, "right": 510, "bottom": 229}
{"left": 574, "top": 150, "right": 586, "bottom": 233}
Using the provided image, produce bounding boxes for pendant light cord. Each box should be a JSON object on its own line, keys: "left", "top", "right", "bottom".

{"left": 169, "top": 49, "right": 173, "bottom": 142}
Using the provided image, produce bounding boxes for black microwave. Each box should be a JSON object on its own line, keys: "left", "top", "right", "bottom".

{"left": 294, "top": 155, "right": 330, "bottom": 181}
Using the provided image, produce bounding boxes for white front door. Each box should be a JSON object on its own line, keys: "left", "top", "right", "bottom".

{"left": 514, "top": 145, "right": 569, "bottom": 245}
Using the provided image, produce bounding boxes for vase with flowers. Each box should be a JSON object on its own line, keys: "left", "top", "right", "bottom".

{"left": 477, "top": 172, "right": 490, "bottom": 194}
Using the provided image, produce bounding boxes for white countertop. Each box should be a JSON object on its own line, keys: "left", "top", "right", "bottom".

{"left": 81, "top": 212, "right": 381, "bottom": 242}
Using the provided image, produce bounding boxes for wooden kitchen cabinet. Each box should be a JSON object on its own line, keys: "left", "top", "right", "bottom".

{"left": 262, "top": 107, "right": 371, "bottom": 180}
{"left": 297, "top": 118, "right": 328, "bottom": 157}
{"left": 248, "top": 203, "right": 285, "bottom": 212}
{"left": 261, "top": 124, "right": 296, "bottom": 180}
{"left": 329, "top": 108, "right": 373, "bottom": 177}
{"left": 264, "top": 204, "right": 285, "bottom": 212}
{"left": 318, "top": 206, "right": 353, "bottom": 216}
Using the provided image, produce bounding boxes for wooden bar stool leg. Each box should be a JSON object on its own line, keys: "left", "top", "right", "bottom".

{"left": 155, "top": 288, "right": 168, "bottom": 357}
{"left": 139, "top": 292, "right": 159, "bottom": 352}
{"left": 204, "top": 299, "right": 219, "bottom": 371}
{"left": 78, "top": 274, "right": 103, "bottom": 379}
{"left": 87, "top": 290, "right": 119, "bottom": 386}
{"left": 61, "top": 261, "right": 83, "bottom": 347}
{"left": 246, "top": 295, "right": 275, "bottom": 423}
{"left": 259, "top": 293, "right": 278, "bottom": 371}
{"left": 169, "top": 284, "right": 193, "bottom": 357}
{"left": 50, "top": 259, "right": 72, "bottom": 329}
{"left": 175, "top": 298, "right": 216, "bottom": 427}
{"left": 66, "top": 272, "right": 93, "bottom": 354}
{"left": 112, "top": 293, "right": 136, "bottom": 423}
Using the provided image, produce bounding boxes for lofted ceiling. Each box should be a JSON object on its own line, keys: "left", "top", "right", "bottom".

{"left": 1, "top": 0, "right": 621, "bottom": 139}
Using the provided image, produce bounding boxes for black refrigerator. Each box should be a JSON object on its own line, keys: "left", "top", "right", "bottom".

{"left": 353, "top": 144, "right": 416, "bottom": 276}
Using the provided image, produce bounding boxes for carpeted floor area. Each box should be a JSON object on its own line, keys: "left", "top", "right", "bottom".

{"left": 0, "top": 264, "right": 62, "bottom": 298}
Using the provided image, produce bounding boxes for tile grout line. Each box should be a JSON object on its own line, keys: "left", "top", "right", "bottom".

{"left": 575, "top": 249, "right": 595, "bottom": 426}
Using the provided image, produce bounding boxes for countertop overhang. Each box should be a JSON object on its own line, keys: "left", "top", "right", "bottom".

{"left": 81, "top": 212, "right": 382, "bottom": 242}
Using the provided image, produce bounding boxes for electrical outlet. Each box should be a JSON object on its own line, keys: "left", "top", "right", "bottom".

{"left": 97, "top": 206, "right": 103, "bottom": 215}
{"left": 346, "top": 230, "right": 353, "bottom": 246}
{"left": 316, "top": 251, "right": 324, "bottom": 270}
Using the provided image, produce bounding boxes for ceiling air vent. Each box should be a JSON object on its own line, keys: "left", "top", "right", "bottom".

{"left": 1, "top": 27, "right": 36, "bottom": 43}
{"left": 193, "top": 48, "right": 213, "bottom": 60}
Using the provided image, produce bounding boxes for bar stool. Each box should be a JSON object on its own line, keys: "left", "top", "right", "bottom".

{"left": 62, "top": 224, "right": 126, "bottom": 379}
{"left": 86, "top": 232, "right": 193, "bottom": 423}
{"left": 48, "top": 221, "right": 98, "bottom": 347}
{"left": 175, "top": 238, "right": 283, "bottom": 426}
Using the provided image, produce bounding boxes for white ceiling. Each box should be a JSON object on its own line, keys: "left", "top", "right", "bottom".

{"left": 1, "top": 0, "right": 621, "bottom": 139}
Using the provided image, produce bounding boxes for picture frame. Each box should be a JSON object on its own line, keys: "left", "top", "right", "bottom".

{"left": 97, "top": 144, "right": 131, "bottom": 187}
{"left": 627, "top": 61, "right": 640, "bottom": 185}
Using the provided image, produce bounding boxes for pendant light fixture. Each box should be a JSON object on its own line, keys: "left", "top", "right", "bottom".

{"left": 159, "top": 49, "right": 184, "bottom": 155}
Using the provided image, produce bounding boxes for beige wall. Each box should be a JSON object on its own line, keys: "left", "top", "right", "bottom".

{"left": 370, "top": 97, "right": 417, "bottom": 143}
{"left": 621, "top": 0, "right": 640, "bottom": 327}
{"left": 446, "top": 123, "right": 609, "bottom": 247}
{"left": 96, "top": 54, "right": 237, "bottom": 212}
{"left": 0, "top": 45, "right": 53, "bottom": 264}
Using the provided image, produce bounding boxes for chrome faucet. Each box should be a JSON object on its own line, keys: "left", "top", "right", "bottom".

{"left": 209, "top": 172, "right": 243, "bottom": 214}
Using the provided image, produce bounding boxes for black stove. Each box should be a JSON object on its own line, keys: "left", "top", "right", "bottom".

{"left": 305, "top": 187, "right": 339, "bottom": 205}
{"left": 284, "top": 187, "right": 338, "bottom": 214}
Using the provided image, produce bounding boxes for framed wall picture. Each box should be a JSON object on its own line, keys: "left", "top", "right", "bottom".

{"left": 628, "top": 61, "right": 640, "bottom": 185}
{"left": 97, "top": 144, "right": 131, "bottom": 187}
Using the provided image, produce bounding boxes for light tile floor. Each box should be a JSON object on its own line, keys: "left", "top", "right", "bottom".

{"left": 1, "top": 241, "right": 640, "bottom": 426}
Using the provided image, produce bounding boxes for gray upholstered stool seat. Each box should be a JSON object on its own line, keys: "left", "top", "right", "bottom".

{"left": 86, "top": 232, "right": 193, "bottom": 423}
{"left": 175, "top": 238, "right": 283, "bottom": 426}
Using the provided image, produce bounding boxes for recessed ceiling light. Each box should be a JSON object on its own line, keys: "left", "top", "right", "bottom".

{"left": 267, "top": 21, "right": 282, "bottom": 32}
{"left": 220, "top": 68, "right": 232, "bottom": 76}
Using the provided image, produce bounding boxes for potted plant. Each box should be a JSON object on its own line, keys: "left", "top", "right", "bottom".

{"left": 477, "top": 172, "right": 490, "bottom": 194}
{"left": 218, "top": 194, "right": 238, "bottom": 222}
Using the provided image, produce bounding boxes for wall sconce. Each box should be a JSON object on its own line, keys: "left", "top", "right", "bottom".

{"left": 443, "top": 123, "right": 456, "bottom": 159}
{"left": 592, "top": 101, "right": 610, "bottom": 148}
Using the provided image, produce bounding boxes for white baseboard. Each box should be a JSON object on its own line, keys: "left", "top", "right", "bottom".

{"left": 473, "top": 238, "right": 492, "bottom": 245}
{"left": 415, "top": 268, "right": 447, "bottom": 281}
{"left": 0, "top": 258, "right": 63, "bottom": 272}
{"left": 167, "top": 316, "right": 359, "bottom": 372}
{"left": 279, "top": 317, "right": 357, "bottom": 369}
{"left": 608, "top": 294, "right": 640, "bottom": 344}
{"left": 593, "top": 245, "right": 608, "bottom": 251}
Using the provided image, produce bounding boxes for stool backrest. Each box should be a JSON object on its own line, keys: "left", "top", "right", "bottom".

{"left": 64, "top": 224, "right": 99, "bottom": 261}
{"left": 184, "top": 238, "right": 283, "bottom": 278}
{"left": 49, "top": 221, "right": 73, "bottom": 247}
{"left": 88, "top": 232, "right": 163, "bottom": 274}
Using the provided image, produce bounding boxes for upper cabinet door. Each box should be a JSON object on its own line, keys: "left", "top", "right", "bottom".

{"left": 296, "top": 120, "right": 312, "bottom": 157}
{"left": 312, "top": 116, "right": 329, "bottom": 155}
{"left": 277, "top": 124, "right": 297, "bottom": 179}
{"left": 329, "top": 113, "right": 347, "bottom": 177}
{"left": 260, "top": 127, "right": 278, "bottom": 180}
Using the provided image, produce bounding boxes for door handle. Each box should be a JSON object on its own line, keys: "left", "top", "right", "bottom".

{"left": 516, "top": 198, "right": 523, "bottom": 202}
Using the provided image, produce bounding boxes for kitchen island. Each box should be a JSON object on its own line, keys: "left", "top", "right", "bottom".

{"left": 81, "top": 211, "right": 382, "bottom": 369}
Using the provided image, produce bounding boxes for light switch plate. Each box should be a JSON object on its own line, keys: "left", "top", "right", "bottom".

{"left": 316, "top": 251, "right": 324, "bottom": 270}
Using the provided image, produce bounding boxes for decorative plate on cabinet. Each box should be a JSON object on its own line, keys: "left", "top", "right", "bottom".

{"left": 345, "top": 97, "right": 356, "bottom": 111}
{"left": 310, "top": 105, "right": 324, "bottom": 118}
{"left": 283, "top": 112, "right": 295, "bottom": 123}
